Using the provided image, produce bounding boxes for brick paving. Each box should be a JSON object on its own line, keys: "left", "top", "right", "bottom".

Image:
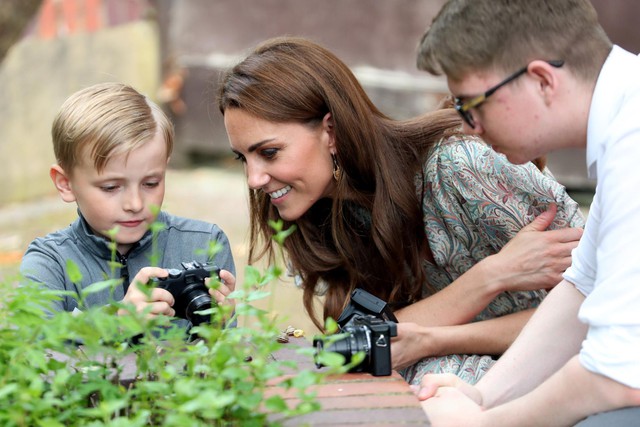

{"left": 269, "top": 338, "right": 429, "bottom": 425}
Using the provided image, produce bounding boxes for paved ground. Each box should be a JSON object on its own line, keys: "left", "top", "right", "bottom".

{"left": 0, "top": 161, "right": 319, "bottom": 335}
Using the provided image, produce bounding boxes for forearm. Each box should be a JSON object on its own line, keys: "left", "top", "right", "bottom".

{"left": 430, "top": 309, "right": 534, "bottom": 357}
{"left": 481, "top": 356, "right": 640, "bottom": 427}
{"left": 393, "top": 309, "right": 534, "bottom": 370}
{"left": 477, "top": 281, "right": 587, "bottom": 408}
{"left": 396, "top": 256, "right": 505, "bottom": 326}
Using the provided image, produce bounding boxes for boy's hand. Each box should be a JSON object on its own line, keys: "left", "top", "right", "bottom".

{"left": 119, "top": 266, "right": 175, "bottom": 317}
{"left": 208, "top": 269, "right": 236, "bottom": 310}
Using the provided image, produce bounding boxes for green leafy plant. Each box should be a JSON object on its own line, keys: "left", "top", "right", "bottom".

{"left": 0, "top": 220, "right": 348, "bottom": 426}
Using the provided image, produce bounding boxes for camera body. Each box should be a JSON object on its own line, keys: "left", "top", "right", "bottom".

{"left": 314, "top": 288, "right": 398, "bottom": 376}
{"left": 153, "top": 261, "right": 220, "bottom": 327}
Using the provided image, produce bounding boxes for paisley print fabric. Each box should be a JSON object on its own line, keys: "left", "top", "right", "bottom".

{"left": 401, "top": 136, "right": 585, "bottom": 385}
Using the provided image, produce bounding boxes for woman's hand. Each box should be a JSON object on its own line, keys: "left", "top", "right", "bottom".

{"left": 391, "top": 322, "right": 436, "bottom": 370}
{"left": 489, "top": 203, "right": 583, "bottom": 293}
{"left": 119, "top": 266, "right": 175, "bottom": 317}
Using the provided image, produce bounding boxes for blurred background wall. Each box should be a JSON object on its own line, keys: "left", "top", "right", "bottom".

{"left": 1, "top": 0, "right": 639, "bottom": 206}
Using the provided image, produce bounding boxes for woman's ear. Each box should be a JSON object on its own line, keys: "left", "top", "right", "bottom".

{"left": 50, "top": 164, "right": 76, "bottom": 203}
{"left": 322, "top": 112, "right": 336, "bottom": 152}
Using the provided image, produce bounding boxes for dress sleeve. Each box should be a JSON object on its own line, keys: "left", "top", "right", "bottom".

{"left": 423, "top": 136, "right": 584, "bottom": 256}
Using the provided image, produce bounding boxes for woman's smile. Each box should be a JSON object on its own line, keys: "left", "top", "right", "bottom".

{"left": 268, "top": 185, "right": 292, "bottom": 199}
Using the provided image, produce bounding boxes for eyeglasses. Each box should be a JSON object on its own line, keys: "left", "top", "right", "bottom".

{"left": 453, "top": 60, "right": 565, "bottom": 128}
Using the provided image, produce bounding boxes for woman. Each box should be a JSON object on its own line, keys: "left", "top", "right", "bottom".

{"left": 218, "top": 37, "right": 584, "bottom": 385}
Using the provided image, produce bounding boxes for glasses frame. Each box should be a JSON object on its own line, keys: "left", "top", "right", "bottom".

{"left": 454, "top": 60, "right": 565, "bottom": 128}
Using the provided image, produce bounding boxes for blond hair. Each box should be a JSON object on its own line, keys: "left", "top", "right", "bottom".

{"left": 52, "top": 82, "right": 174, "bottom": 173}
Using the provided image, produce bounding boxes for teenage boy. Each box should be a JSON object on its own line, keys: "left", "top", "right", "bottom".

{"left": 414, "top": 0, "right": 640, "bottom": 425}
{"left": 20, "top": 82, "right": 236, "bottom": 330}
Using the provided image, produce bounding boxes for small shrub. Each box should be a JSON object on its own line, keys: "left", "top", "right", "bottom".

{"left": 0, "top": 221, "right": 347, "bottom": 426}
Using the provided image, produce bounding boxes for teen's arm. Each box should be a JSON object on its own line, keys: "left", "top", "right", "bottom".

{"left": 477, "top": 356, "right": 640, "bottom": 427}
{"left": 417, "top": 280, "right": 586, "bottom": 404}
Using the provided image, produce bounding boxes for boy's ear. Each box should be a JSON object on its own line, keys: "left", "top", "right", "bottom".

{"left": 50, "top": 164, "right": 76, "bottom": 203}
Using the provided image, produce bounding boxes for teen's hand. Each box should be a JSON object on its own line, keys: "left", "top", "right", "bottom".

{"left": 490, "top": 204, "right": 583, "bottom": 293}
{"left": 415, "top": 374, "right": 484, "bottom": 426}
{"left": 119, "top": 266, "right": 175, "bottom": 317}
{"left": 415, "top": 373, "right": 482, "bottom": 404}
{"left": 420, "top": 385, "right": 485, "bottom": 427}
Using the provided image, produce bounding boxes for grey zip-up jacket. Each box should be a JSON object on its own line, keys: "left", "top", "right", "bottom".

{"left": 20, "top": 211, "right": 235, "bottom": 324}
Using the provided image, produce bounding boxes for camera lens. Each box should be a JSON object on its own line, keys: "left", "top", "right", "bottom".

{"left": 319, "top": 325, "right": 372, "bottom": 370}
{"left": 182, "top": 284, "right": 213, "bottom": 326}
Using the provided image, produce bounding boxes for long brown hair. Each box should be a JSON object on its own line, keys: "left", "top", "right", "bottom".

{"left": 218, "top": 37, "right": 460, "bottom": 330}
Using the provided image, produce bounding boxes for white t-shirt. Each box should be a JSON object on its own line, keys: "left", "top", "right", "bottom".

{"left": 563, "top": 46, "right": 640, "bottom": 388}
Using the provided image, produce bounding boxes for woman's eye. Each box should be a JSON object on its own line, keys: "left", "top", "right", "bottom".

{"left": 234, "top": 152, "right": 246, "bottom": 162}
{"left": 261, "top": 148, "right": 278, "bottom": 159}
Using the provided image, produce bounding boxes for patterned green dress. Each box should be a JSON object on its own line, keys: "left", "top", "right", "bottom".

{"left": 401, "top": 135, "right": 585, "bottom": 386}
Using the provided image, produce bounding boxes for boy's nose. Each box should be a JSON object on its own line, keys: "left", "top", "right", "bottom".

{"left": 123, "top": 188, "right": 143, "bottom": 212}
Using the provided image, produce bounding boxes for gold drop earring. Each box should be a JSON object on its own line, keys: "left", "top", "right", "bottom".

{"left": 332, "top": 153, "right": 342, "bottom": 181}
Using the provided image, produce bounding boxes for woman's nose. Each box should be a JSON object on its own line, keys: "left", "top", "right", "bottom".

{"left": 245, "top": 161, "right": 270, "bottom": 190}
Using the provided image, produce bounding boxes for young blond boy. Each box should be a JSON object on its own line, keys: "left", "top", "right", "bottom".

{"left": 21, "top": 82, "right": 236, "bottom": 329}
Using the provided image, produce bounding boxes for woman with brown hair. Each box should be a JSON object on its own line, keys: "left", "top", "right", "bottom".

{"left": 218, "top": 37, "right": 584, "bottom": 385}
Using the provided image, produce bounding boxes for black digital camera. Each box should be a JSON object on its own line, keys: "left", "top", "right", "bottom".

{"left": 313, "top": 288, "right": 398, "bottom": 376}
{"left": 153, "top": 261, "right": 220, "bottom": 327}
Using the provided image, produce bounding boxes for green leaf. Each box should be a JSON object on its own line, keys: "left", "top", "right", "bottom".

{"left": 243, "top": 265, "right": 262, "bottom": 287}
{"left": 65, "top": 259, "right": 83, "bottom": 284}
{"left": 0, "top": 384, "right": 18, "bottom": 399}
{"left": 324, "top": 317, "right": 339, "bottom": 334}
{"left": 80, "top": 279, "right": 120, "bottom": 297}
{"left": 264, "top": 395, "right": 288, "bottom": 412}
{"left": 246, "top": 290, "right": 271, "bottom": 302}
{"left": 37, "top": 419, "right": 66, "bottom": 427}
{"left": 314, "top": 350, "right": 346, "bottom": 368}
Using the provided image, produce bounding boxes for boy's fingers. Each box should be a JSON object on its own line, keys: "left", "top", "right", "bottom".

{"left": 151, "top": 288, "right": 175, "bottom": 307}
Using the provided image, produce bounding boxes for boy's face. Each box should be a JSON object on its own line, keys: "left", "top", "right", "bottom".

{"left": 54, "top": 131, "right": 168, "bottom": 254}
{"left": 447, "top": 68, "right": 558, "bottom": 165}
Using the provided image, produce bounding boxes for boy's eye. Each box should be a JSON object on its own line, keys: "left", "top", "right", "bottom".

{"left": 100, "top": 185, "right": 119, "bottom": 192}
{"left": 144, "top": 181, "right": 160, "bottom": 188}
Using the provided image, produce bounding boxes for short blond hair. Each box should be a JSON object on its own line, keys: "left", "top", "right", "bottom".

{"left": 52, "top": 82, "right": 174, "bottom": 173}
